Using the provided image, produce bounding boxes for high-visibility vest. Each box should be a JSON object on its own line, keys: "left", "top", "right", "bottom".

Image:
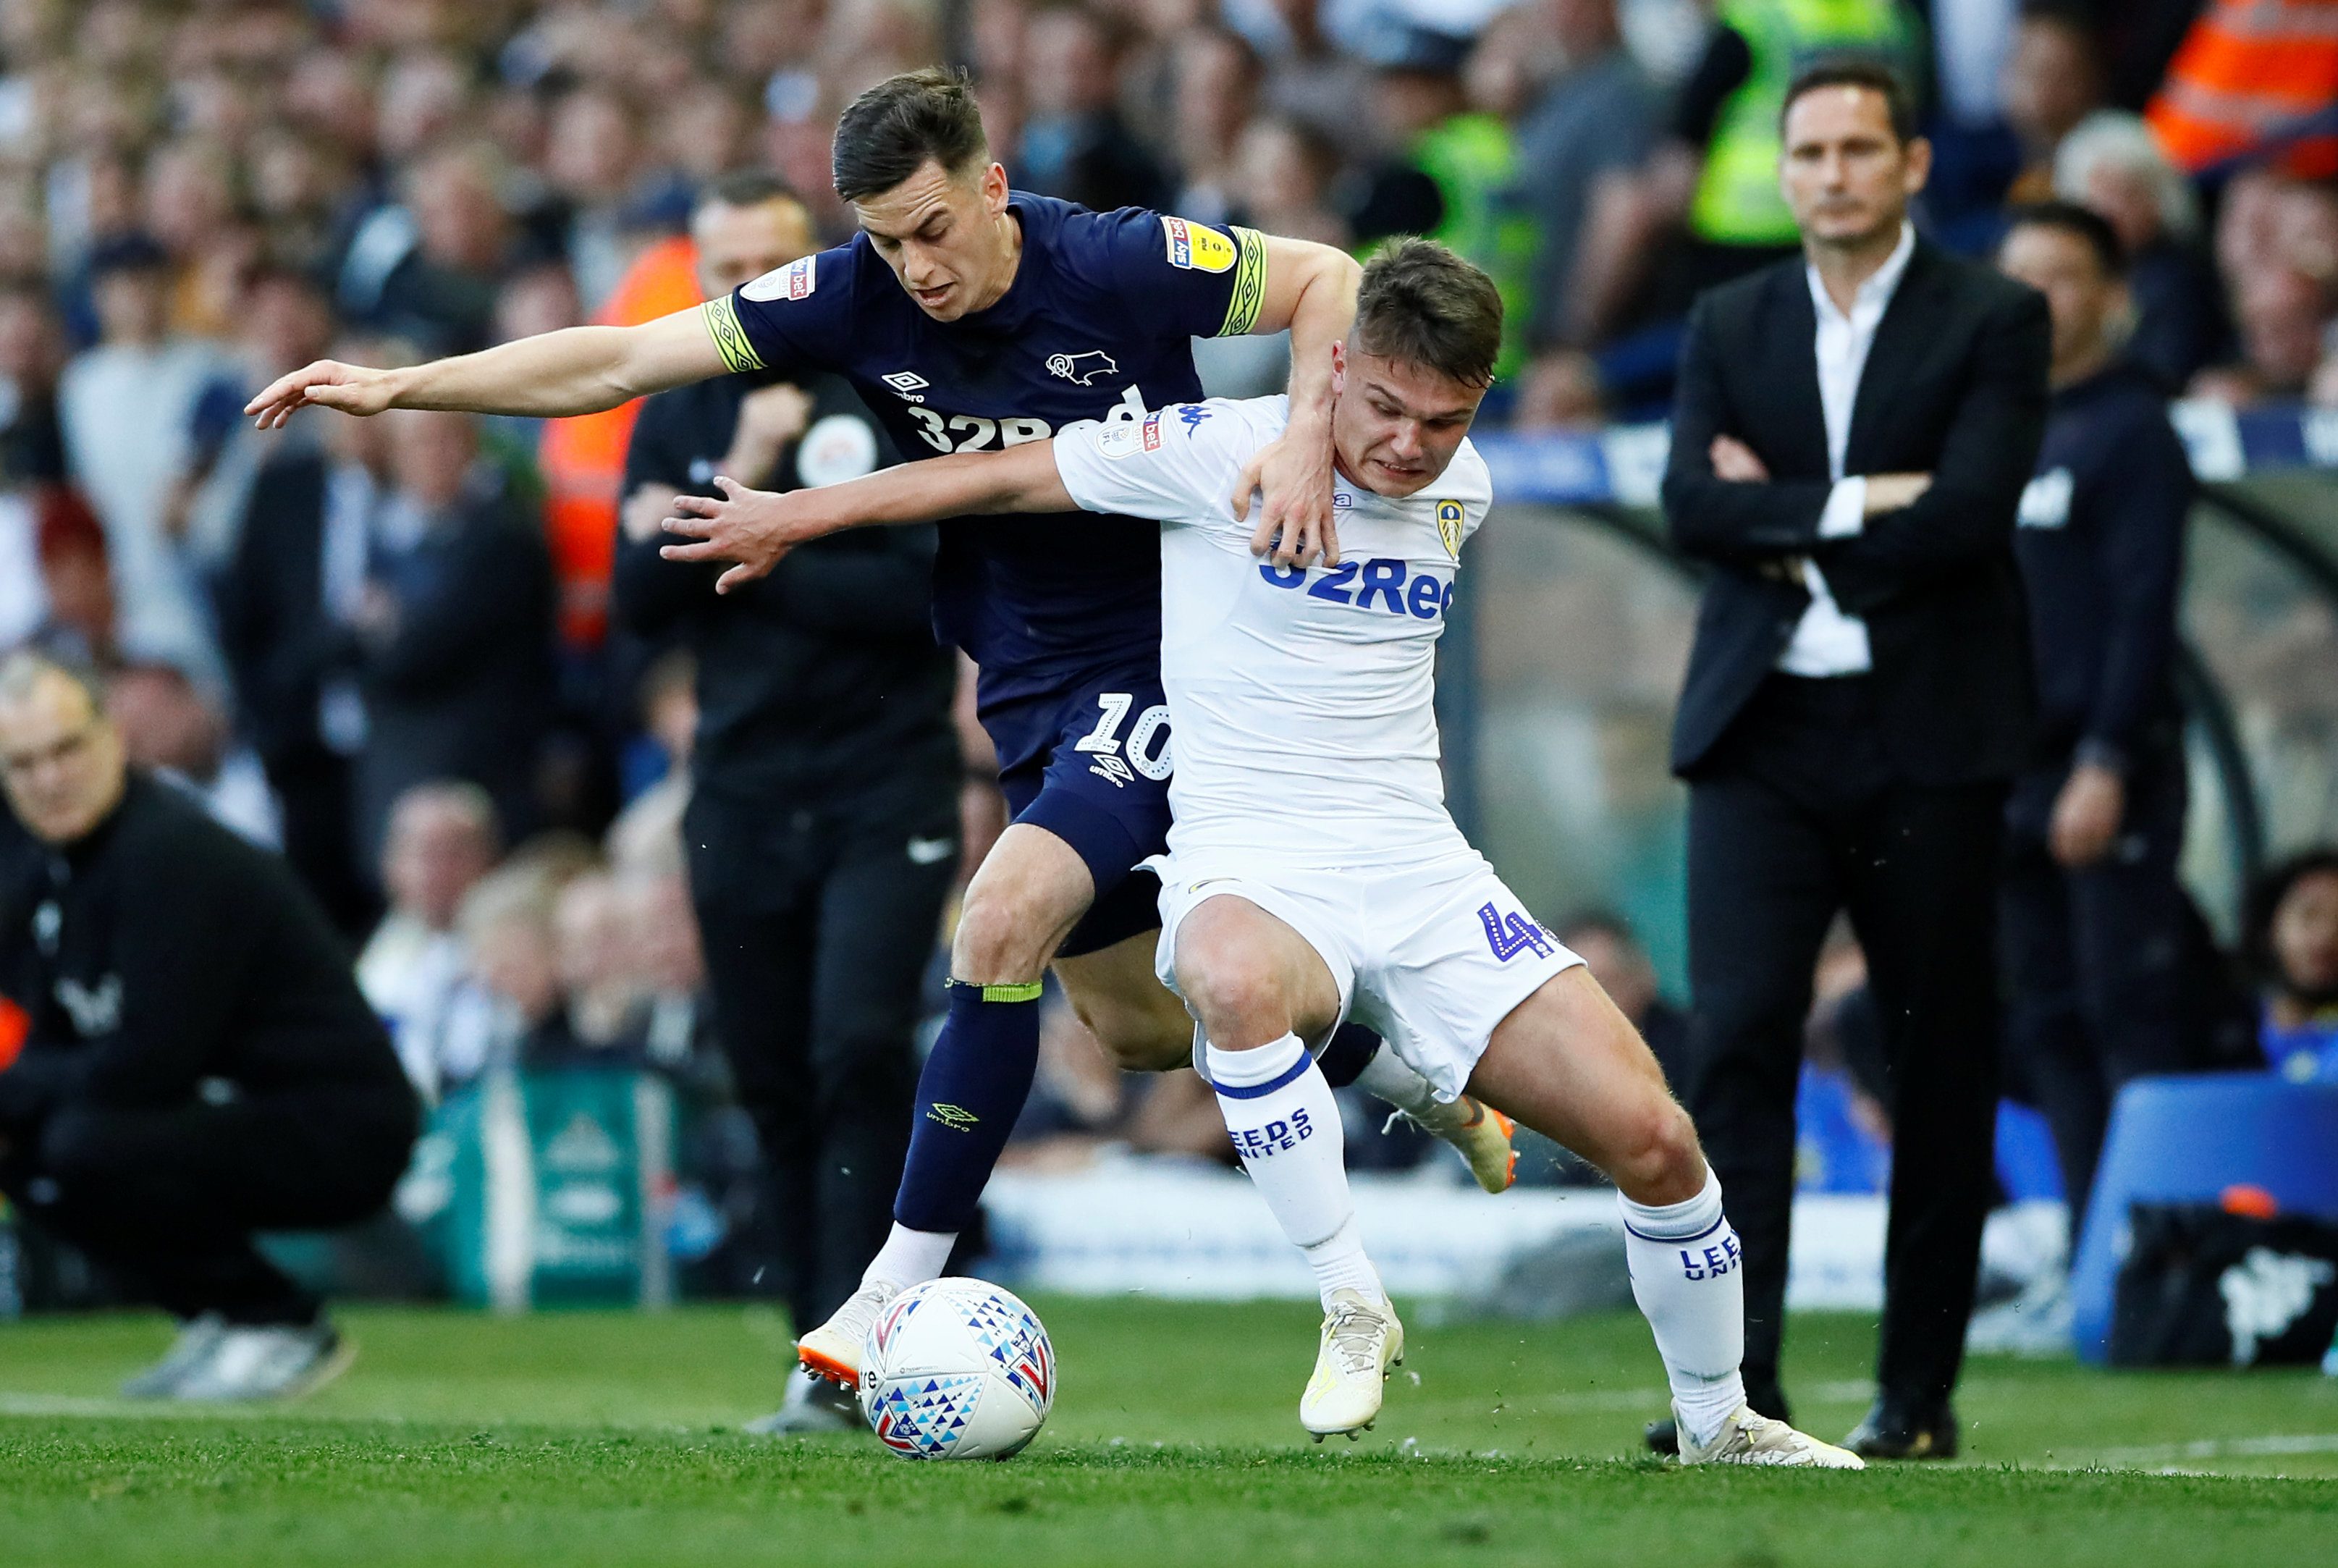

{"left": 2146, "top": 0, "right": 2338, "bottom": 180}
{"left": 536, "top": 234, "right": 702, "bottom": 650}
{"left": 1411, "top": 113, "right": 1539, "bottom": 381}
{"left": 1690, "top": 0, "right": 1918, "bottom": 248}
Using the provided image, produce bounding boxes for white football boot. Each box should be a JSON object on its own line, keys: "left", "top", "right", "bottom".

{"left": 121, "top": 1313, "right": 227, "bottom": 1399}
{"left": 1403, "top": 1097, "right": 1519, "bottom": 1193}
{"left": 1300, "top": 1289, "right": 1405, "bottom": 1441}
{"left": 796, "top": 1279, "right": 900, "bottom": 1388}
{"left": 1676, "top": 1403, "right": 1866, "bottom": 1468}
{"left": 746, "top": 1367, "right": 865, "bottom": 1436}
{"left": 174, "top": 1322, "right": 353, "bottom": 1402}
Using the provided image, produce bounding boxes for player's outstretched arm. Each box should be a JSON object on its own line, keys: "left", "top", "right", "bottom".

{"left": 243, "top": 305, "right": 729, "bottom": 428}
{"left": 659, "top": 440, "right": 1076, "bottom": 594}
{"left": 1234, "top": 235, "right": 1360, "bottom": 570}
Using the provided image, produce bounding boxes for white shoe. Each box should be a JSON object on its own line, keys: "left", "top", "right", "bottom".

{"left": 174, "top": 1322, "right": 353, "bottom": 1403}
{"left": 121, "top": 1314, "right": 227, "bottom": 1399}
{"left": 796, "top": 1280, "right": 900, "bottom": 1388}
{"left": 1676, "top": 1402, "right": 1866, "bottom": 1468}
{"left": 1402, "top": 1097, "right": 1518, "bottom": 1193}
{"left": 745, "top": 1368, "right": 865, "bottom": 1436}
{"left": 1300, "top": 1289, "right": 1404, "bottom": 1440}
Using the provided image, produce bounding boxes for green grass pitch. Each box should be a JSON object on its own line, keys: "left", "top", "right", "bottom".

{"left": 1, "top": 1299, "right": 2334, "bottom": 1566}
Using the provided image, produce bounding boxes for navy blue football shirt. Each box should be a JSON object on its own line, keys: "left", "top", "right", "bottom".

{"left": 706, "top": 193, "right": 1267, "bottom": 703}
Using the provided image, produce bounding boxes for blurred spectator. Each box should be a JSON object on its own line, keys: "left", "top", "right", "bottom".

{"left": 544, "top": 88, "right": 651, "bottom": 313}
{"left": 2053, "top": 111, "right": 2225, "bottom": 389}
{"left": 428, "top": 859, "right": 565, "bottom": 1095}
{"left": 351, "top": 408, "right": 554, "bottom": 869}
{"left": 1014, "top": 4, "right": 1170, "bottom": 213}
{"left": 1508, "top": 0, "right": 1660, "bottom": 353}
{"left": 1657, "top": 0, "right": 1921, "bottom": 291}
{"left": 1231, "top": 0, "right": 1375, "bottom": 145}
{"left": 1511, "top": 347, "right": 1608, "bottom": 429}
{"left": 341, "top": 143, "right": 528, "bottom": 355}
{"left": 1995, "top": 202, "right": 2193, "bottom": 1236}
{"left": 216, "top": 338, "right": 409, "bottom": 932}
{"left": 0, "top": 283, "right": 69, "bottom": 488}
{"left": 358, "top": 781, "right": 501, "bottom": 1096}
{"left": 2146, "top": 0, "right": 2338, "bottom": 181}
{"left": 56, "top": 232, "right": 240, "bottom": 689}
{"left": 2250, "top": 849, "right": 2338, "bottom": 1082}
{"left": 1998, "top": 8, "right": 2109, "bottom": 209}
{"left": 1341, "top": 29, "right": 1465, "bottom": 248}
{"left": 104, "top": 658, "right": 279, "bottom": 848}
{"left": 25, "top": 487, "right": 117, "bottom": 669}
{"left": 604, "top": 648, "right": 696, "bottom": 883}
{"left": 1166, "top": 25, "right": 1265, "bottom": 225}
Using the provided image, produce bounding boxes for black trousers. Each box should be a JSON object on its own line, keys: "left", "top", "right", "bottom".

{"left": 1685, "top": 675, "right": 2007, "bottom": 1411}
{"left": 265, "top": 744, "right": 378, "bottom": 940}
{"left": 2000, "top": 743, "right": 2189, "bottom": 1239}
{"left": 0, "top": 1082, "right": 416, "bottom": 1324}
{"left": 685, "top": 788, "right": 955, "bottom": 1334}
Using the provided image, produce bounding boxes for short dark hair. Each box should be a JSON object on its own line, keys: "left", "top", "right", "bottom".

{"left": 832, "top": 68, "right": 989, "bottom": 203}
{"left": 2246, "top": 848, "right": 2338, "bottom": 989}
{"left": 2004, "top": 199, "right": 2127, "bottom": 276}
{"left": 1352, "top": 238, "right": 1503, "bottom": 387}
{"left": 1781, "top": 56, "right": 1919, "bottom": 145}
{"left": 695, "top": 169, "right": 801, "bottom": 218}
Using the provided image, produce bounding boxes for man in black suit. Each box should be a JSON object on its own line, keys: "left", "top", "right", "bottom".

{"left": 217, "top": 355, "right": 395, "bottom": 936}
{"left": 1658, "top": 60, "right": 2050, "bottom": 1459}
{"left": 351, "top": 408, "right": 554, "bottom": 867}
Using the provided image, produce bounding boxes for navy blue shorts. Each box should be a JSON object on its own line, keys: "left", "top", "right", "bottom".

{"left": 984, "top": 662, "right": 1173, "bottom": 958}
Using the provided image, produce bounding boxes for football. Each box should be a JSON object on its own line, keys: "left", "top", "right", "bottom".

{"left": 858, "top": 1278, "right": 1056, "bottom": 1459}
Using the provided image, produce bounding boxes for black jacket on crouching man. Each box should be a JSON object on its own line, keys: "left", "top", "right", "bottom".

{"left": 0, "top": 774, "right": 417, "bottom": 1325}
{"left": 613, "top": 368, "right": 959, "bottom": 1328}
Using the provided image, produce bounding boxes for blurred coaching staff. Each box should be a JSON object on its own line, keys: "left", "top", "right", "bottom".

{"left": 610, "top": 172, "right": 958, "bottom": 1435}
{"left": 1994, "top": 202, "right": 2193, "bottom": 1243}
{"left": 0, "top": 652, "right": 417, "bottom": 1401}
{"left": 1659, "top": 61, "right": 2048, "bottom": 1459}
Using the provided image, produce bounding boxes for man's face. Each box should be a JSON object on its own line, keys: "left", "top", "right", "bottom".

{"left": 1999, "top": 223, "right": 2122, "bottom": 371}
{"left": 0, "top": 670, "right": 128, "bottom": 846}
{"left": 386, "top": 408, "right": 478, "bottom": 510}
{"left": 1780, "top": 86, "right": 1929, "bottom": 248}
{"left": 384, "top": 798, "right": 495, "bottom": 931}
{"left": 691, "top": 197, "right": 815, "bottom": 299}
{"left": 851, "top": 158, "right": 1015, "bottom": 321}
{"left": 92, "top": 267, "right": 168, "bottom": 346}
{"left": 2273, "top": 870, "right": 2338, "bottom": 1004}
{"left": 1330, "top": 347, "right": 1486, "bottom": 498}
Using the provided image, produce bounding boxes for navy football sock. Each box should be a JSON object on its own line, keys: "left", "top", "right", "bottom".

{"left": 892, "top": 980, "right": 1044, "bottom": 1234}
{"left": 1316, "top": 1021, "right": 1383, "bottom": 1089}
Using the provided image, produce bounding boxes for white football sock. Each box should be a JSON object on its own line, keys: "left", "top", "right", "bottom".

{"left": 1206, "top": 1034, "right": 1379, "bottom": 1310}
{"left": 862, "top": 1223, "right": 954, "bottom": 1291}
{"left": 1354, "top": 1042, "right": 1440, "bottom": 1116}
{"left": 1619, "top": 1169, "right": 1748, "bottom": 1448}
{"left": 1303, "top": 1214, "right": 1386, "bottom": 1308}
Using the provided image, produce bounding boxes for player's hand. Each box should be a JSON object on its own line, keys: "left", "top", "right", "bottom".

{"left": 1709, "top": 434, "right": 1770, "bottom": 483}
{"left": 723, "top": 384, "right": 815, "bottom": 486}
{"left": 1240, "top": 420, "right": 1342, "bottom": 570}
{"left": 2050, "top": 762, "right": 2125, "bottom": 869}
{"left": 244, "top": 360, "right": 401, "bottom": 429}
{"left": 659, "top": 475, "right": 826, "bottom": 594}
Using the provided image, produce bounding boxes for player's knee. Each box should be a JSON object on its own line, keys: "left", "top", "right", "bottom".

{"left": 1608, "top": 1098, "right": 1706, "bottom": 1205}
{"left": 950, "top": 884, "right": 1049, "bottom": 984}
{"left": 1175, "top": 947, "right": 1294, "bottom": 1050}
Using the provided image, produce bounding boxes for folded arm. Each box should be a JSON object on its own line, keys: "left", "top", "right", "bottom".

{"left": 659, "top": 439, "right": 1077, "bottom": 594}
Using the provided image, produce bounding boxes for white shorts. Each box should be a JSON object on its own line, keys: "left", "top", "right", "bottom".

{"left": 1150, "top": 849, "right": 1584, "bottom": 1103}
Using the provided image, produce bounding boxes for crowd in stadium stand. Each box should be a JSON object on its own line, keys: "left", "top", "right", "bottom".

{"left": 0, "top": 0, "right": 2336, "bottom": 1223}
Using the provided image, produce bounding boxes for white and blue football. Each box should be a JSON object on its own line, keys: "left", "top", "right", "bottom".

{"left": 859, "top": 1277, "right": 1055, "bottom": 1460}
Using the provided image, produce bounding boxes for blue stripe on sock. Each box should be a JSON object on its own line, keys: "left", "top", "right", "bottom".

{"left": 1621, "top": 1213, "right": 1729, "bottom": 1246}
{"left": 1210, "top": 1050, "right": 1314, "bottom": 1100}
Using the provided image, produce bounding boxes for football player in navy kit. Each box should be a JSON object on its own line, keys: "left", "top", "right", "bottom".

{"left": 246, "top": 69, "right": 1518, "bottom": 1396}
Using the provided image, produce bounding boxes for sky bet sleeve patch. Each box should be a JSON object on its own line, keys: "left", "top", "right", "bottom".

{"left": 701, "top": 295, "right": 764, "bottom": 375}
{"left": 1162, "top": 215, "right": 1237, "bottom": 274}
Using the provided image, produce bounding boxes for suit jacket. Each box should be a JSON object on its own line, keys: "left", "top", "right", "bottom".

{"left": 215, "top": 450, "right": 353, "bottom": 767}
{"left": 355, "top": 477, "right": 554, "bottom": 859}
{"left": 1660, "top": 237, "right": 2051, "bottom": 785}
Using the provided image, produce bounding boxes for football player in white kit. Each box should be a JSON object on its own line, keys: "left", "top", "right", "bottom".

{"left": 662, "top": 240, "right": 1862, "bottom": 1468}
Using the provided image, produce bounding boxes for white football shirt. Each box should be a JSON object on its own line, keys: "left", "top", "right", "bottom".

{"left": 1052, "top": 395, "right": 1489, "bottom": 869}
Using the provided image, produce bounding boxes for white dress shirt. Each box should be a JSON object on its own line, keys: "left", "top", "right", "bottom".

{"left": 1777, "top": 222, "right": 1916, "bottom": 678}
